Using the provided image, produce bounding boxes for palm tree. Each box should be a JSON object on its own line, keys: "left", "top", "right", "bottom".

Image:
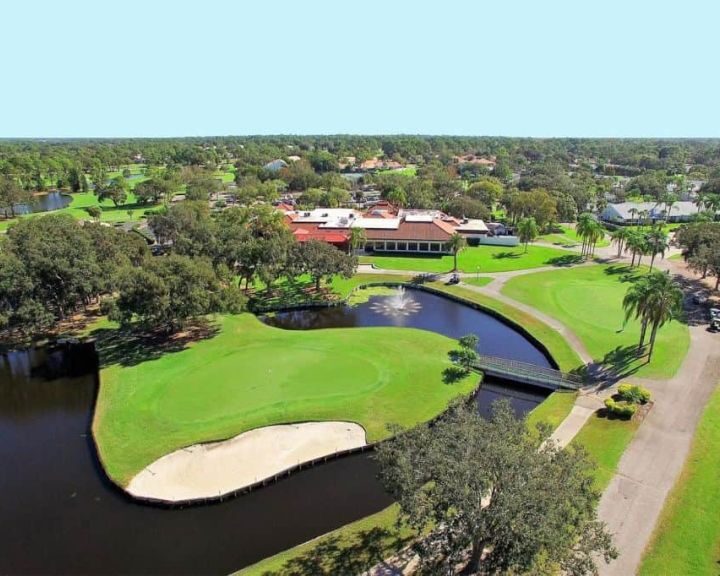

{"left": 447, "top": 232, "right": 466, "bottom": 271}
{"left": 517, "top": 217, "right": 539, "bottom": 253}
{"left": 623, "top": 277, "right": 652, "bottom": 349}
{"left": 646, "top": 228, "right": 669, "bottom": 271}
{"left": 628, "top": 207, "right": 638, "bottom": 226}
{"left": 624, "top": 230, "right": 646, "bottom": 266}
{"left": 586, "top": 220, "right": 605, "bottom": 259}
{"left": 644, "top": 272, "right": 683, "bottom": 360}
{"left": 611, "top": 227, "right": 631, "bottom": 258}
{"left": 576, "top": 213, "right": 594, "bottom": 258}
{"left": 348, "top": 226, "right": 366, "bottom": 255}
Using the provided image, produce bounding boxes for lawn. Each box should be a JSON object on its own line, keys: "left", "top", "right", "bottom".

{"left": 502, "top": 264, "right": 690, "bottom": 379}
{"left": 571, "top": 411, "right": 640, "bottom": 491}
{"left": 526, "top": 390, "right": 578, "bottom": 432}
{"left": 360, "top": 245, "right": 580, "bottom": 274}
{"left": 640, "top": 385, "right": 720, "bottom": 576}
{"left": 538, "top": 225, "right": 610, "bottom": 248}
{"left": 92, "top": 313, "right": 476, "bottom": 485}
{"left": 461, "top": 276, "right": 494, "bottom": 288}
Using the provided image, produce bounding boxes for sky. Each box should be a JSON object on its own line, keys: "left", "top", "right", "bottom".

{"left": 2, "top": 0, "right": 718, "bottom": 138}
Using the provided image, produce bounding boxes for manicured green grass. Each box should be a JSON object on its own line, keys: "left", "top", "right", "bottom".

{"left": 526, "top": 391, "right": 578, "bottom": 432}
{"left": 376, "top": 167, "right": 417, "bottom": 177}
{"left": 461, "top": 276, "right": 494, "bottom": 288}
{"left": 538, "top": 225, "right": 610, "bottom": 248}
{"left": 502, "top": 264, "right": 690, "bottom": 379}
{"left": 361, "top": 245, "right": 580, "bottom": 274}
{"left": 640, "top": 386, "right": 720, "bottom": 576}
{"left": 93, "top": 314, "right": 477, "bottom": 485}
{"left": 426, "top": 282, "right": 583, "bottom": 373}
{"left": 236, "top": 504, "right": 410, "bottom": 576}
{"left": 571, "top": 411, "right": 640, "bottom": 491}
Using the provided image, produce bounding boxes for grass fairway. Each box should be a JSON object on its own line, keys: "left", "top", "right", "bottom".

{"left": 538, "top": 225, "right": 609, "bottom": 248}
{"left": 93, "top": 314, "right": 476, "bottom": 485}
{"left": 360, "top": 244, "right": 580, "bottom": 274}
{"left": 526, "top": 390, "right": 578, "bottom": 432}
{"left": 502, "top": 264, "right": 689, "bottom": 379}
{"left": 640, "top": 386, "right": 720, "bottom": 576}
{"left": 571, "top": 411, "right": 640, "bottom": 491}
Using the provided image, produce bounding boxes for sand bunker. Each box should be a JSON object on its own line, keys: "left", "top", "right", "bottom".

{"left": 126, "top": 421, "right": 367, "bottom": 502}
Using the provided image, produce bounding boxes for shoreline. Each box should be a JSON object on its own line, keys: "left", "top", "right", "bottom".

{"left": 126, "top": 421, "right": 368, "bottom": 503}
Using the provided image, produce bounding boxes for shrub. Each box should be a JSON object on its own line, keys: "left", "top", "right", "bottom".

{"left": 617, "top": 383, "right": 651, "bottom": 404}
{"left": 604, "top": 398, "right": 637, "bottom": 419}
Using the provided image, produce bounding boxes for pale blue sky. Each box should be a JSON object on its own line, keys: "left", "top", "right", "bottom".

{"left": 2, "top": 0, "right": 717, "bottom": 138}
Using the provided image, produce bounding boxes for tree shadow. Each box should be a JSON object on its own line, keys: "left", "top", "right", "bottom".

{"left": 492, "top": 251, "right": 521, "bottom": 260}
{"left": 546, "top": 254, "right": 584, "bottom": 267}
{"left": 443, "top": 365, "right": 469, "bottom": 384}
{"left": 602, "top": 264, "right": 641, "bottom": 282}
{"left": 585, "top": 345, "right": 648, "bottom": 388}
{"left": 91, "top": 320, "right": 220, "bottom": 368}
{"left": 259, "top": 526, "right": 411, "bottom": 576}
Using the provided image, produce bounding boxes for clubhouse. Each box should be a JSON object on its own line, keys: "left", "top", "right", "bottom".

{"left": 280, "top": 201, "right": 490, "bottom": 254}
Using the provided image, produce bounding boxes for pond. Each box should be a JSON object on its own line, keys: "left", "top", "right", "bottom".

{"left": 11, "top": 191, "right": 73, "bottom": 215}
{"left": 0, "top": 289, "right": 552, "bottom": 574}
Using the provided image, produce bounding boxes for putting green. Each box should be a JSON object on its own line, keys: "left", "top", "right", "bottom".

{"left": 93, "top": 314, "right": 477, "bottom": 485}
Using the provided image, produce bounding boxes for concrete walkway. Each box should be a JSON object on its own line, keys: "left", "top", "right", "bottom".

{"left": 595, "top": 260, "right": 720, "bottom": 575}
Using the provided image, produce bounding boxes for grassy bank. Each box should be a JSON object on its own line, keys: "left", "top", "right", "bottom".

{"left": 502, "top": 264, "right": 689, "bottom": 379}
{"left": 571, "top": 411, "right": 640, "bottom": 491}
{"left": 360, "top": 244, "right": 579, "bottom": 274}
{"left": 640, "top": 386, "right": 720, "bottom": 575}
{"left": 93, "top": 314, "right": 476, "bottom": 485}
{"left": 236, "top": 504, "right": 410, "bottom": 575}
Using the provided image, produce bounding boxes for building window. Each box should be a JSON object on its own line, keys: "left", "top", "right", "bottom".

{"left": 419, "top": 242, "right": 429, "bottom": 252}
{"left": 374, "top": 242, "right": 385, "bottom": 251}
{"left": 397, "top": 242, "right": 407, "bottom": 251}
{"left": 386, "top": 241, "right": 396, "bottom": 251}
{"left": 430, "top": 243, "right": 440, "bottom": 252}
{"left": 408, "top": 242, "right": 418, "bottom": 251}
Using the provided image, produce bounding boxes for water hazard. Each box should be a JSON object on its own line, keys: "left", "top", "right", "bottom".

{"left": 0, "top": 289, "right": 551, "bottom": 574}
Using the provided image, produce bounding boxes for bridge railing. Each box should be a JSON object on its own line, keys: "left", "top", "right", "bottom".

{"left": 471, "top": 354, "right": 583, "bottom": 390}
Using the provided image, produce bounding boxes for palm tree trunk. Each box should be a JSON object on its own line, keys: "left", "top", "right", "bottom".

{"left": 649, "top": 252, "right": 656, "bottom": 271}
{"left": 648, "top": 322, "right": 660, "bottom": 361}
{"left": 631, "top": 251, "right": 636, "bottom": 266}
{"left": 454, "top": 251, "right": 458, "bottom": 271}
{"left": 639, "top": 319, "right": 648, "bottom": 348}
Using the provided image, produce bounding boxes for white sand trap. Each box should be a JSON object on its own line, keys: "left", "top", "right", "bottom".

{"left": 126, "top": 421, "right": 367, "bottom": 502}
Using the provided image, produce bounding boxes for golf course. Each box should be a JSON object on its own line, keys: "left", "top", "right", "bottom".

{"left": 360, "top": 244, "right": 579, "bottom": 273}
{"left": 93, "top": 313, "right": 477, "bottom": 486}
{"left": 502, "top": 264, "right": 690, "bottom": 379}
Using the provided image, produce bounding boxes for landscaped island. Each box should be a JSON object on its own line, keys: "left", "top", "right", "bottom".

{"left": 92, "top": 313, "right": 476, "bottom": 496}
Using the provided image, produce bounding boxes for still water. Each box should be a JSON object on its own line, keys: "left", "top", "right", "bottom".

{"left": 0, "top": 290, "right": 550, "bottom": 574}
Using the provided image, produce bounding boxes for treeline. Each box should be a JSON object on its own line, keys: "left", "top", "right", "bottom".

{"left": 0, "top": 202, "right": 356, "bottom": 337}
{"left": 3, "top": 136, "right": 720, "bottom": 190}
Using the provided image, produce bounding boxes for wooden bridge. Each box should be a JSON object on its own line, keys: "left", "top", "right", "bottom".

{"left": 471, "top": 355, "right": 583, "bottom": 390}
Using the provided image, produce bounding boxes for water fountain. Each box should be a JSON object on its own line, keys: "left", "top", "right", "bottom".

{"left": 369, "top": 286, "right": 423, "bottom": 317}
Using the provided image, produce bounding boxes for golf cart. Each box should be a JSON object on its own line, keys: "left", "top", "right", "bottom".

{"left": 447, "top": 273, "right": 460, "bottom": 285}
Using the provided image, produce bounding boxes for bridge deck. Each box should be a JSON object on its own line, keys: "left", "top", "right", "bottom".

{"left": 472, "top": 355, "right": 583, "bottom": 391}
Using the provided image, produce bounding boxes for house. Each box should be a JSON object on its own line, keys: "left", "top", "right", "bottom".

{"left": 263, "top": 159, "right": 289, "bottom": 172}
{"left": 601, "top": 201, "right": 701, "bottom": 224}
